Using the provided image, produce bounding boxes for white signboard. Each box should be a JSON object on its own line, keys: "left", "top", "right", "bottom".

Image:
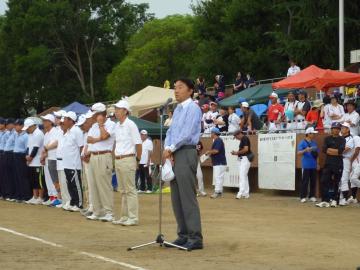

{"left": 350, "top": 49, "right": 360, "bottom": 64}
{"left": 258, "top": 133, "right": 296, "bottom": 190}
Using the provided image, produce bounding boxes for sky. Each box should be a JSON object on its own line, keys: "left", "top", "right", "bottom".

{"left": 0, "top": 0, "right": 194, "bottom": 18}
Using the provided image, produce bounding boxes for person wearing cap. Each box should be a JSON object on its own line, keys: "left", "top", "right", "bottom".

{"left": 343, "top": 100, "right": 359, "bottom": 136}
{"left": 297, "top": 127, "right": 319, "bottom": 203}
{"left": 284, "top": 92, "right": 298, "bottom": 130}
{"left": 267, "top": 92, "right": 284, "bottom": 132}
{"left": 338, "top": 122, "right": 355, "bottom": 206}
{"left": 231, "top": 130, "right": 252, "bottom": 199}
{"left": 203, "top": 102, "right": 218, "bottom": 134}
{"left": 13, "top": 119, "right": 31, "bottom": 202}
{"left": 294, "top": 90, "right": 311, "bottom": 132}
{"left": 0, "top": 117, "right": 7, "bottom": 199}
{"left": 241, "top": 102, "right": 263, "bottom": 132}
{"left": 323, "top": 95, "right": 345, "bottom": 128}
{"left": 162, "top": 78, "right": 203, "bottom": 250}
{"left": 349, "top": 132, "right": 360, "bottom": 204}
{"left": 306, "top": 100, "right": 325, "bottom": 132}
{"left": 316, "top": 122, "right": 346, "bottom": 208}
{"left": 112, "top": 98, "right": 142, "bottom": 226}
{"left": 137, "top": 130, "right": 153, "bottom": 194}
{"left": 3, "top": 118, "right": 17, "bottom": 201}
{"left": 214, "top": 107, "right": 228, "bottom": 132}
{"left": 40, "top": 114, "right": 60, "bottom": 206}
{"left": 86, "top": 103, "right": 116, "bottom": 222}
{"left": 62, "top": 111, "right": 84, "bottom": 212}
{"left": 24, "top": 118, "right": 45, "bottom": 205}
{"left": 227, "top": 106, "right": 240, "bottom": 134}
{"left": 206, "top": 127, "right": 227, "bottom": 199}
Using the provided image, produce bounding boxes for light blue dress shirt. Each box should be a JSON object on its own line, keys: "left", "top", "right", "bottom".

{"left": 0, "top": 131, "right": 5, "bottom": 151}
{"left": 14, "top": 132, "right": 28, "bottom": 154}
{"left": 4, "top": 129, "right": 16, "bottom": 152}
{"left": 1, "top": 130, "right": 11, "bottom": 151}
{"left": 165, "top": 98, "right": 202, "bottom": 152}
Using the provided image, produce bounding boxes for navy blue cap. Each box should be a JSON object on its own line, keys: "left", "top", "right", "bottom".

{"left": 14, "top": 118, "right": 24, "bottom": 125}
{"left": 0, "top": 117, "right": 5, "bottom": 125}
{"left": 6, "top": 118, "right": 15, "bottom": 125}
{"left": 331, "top": 122, "right": 342, "bottom": 129}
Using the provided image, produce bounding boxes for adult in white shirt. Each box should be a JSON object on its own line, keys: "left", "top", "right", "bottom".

{"left": 62, "top": 112, "right": 84, "bottom": 212}
{"left": 343, "top": 100, "right": 359, "bottom": 136}
{"left": 40, "top": 114, "right": 59, "bottom": 205}
{"left": 287, "top": 60, "right": 301, "bottom": 77}
{"left": 112, "top": 99, "right": 142, "bottom": 226}
{"left": 138, "top": 130, "right": 153, "bottom": 193}
{"left": 324, "top": 96, "right": 345, "bottom": 127}
{"left": 284, "top": 91, "right": 298, "bottom": 130}
{"left": 349, "top": 135, "right": 360, "bottom": 204}
{"left": 294, "top": 91, "right": 311, "bottom": 131}
{"left": 23, "top": 119, "right": 45, "bottom": 205}
{"left": 86, "top": 103, "right": 116, "bottom": 222}
{"left": 227, "top": 106, "right": 240, "bottom": 133}
{"left": 203, "top": 102, "right": 219, "bottom": 133}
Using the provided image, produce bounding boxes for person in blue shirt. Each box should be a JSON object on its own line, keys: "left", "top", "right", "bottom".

{"left": 297, "top": 127, "right": 319, "bottom": 203}
{"left": 3, "top": 118, "right": 16, "bottom": 200}
{"left": 0, "top": 117, "right": 6, "bottom": 199}
{"left": 205, "top": 127, "right": 227, "bottom": 199}
{"left": 13, "top": 119, "right": 31, "bottom": 202}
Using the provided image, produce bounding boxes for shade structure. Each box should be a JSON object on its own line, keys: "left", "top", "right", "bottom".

{"left": 129, "top": 116, "right": 167, "bottom": 136}
{"left": 62, "top": 101, "right": 89, "bottom": 115}
{"left": 218, "top": 83, "right": 290, "bottom": 107}
{"left": 272, "top": 65, "right": 360, "bottom": 91}
{"left": 128, "top": 86, "right": 175, "bottom": 117}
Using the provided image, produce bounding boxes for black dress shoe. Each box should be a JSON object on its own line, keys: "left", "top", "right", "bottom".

{"left": 164, "top": 238, "right": 188, "bottom": 248}
{"left": 182, "top": 241, "right": 203, "bottom": 251}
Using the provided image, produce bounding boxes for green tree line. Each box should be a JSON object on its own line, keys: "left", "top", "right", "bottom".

{"left": 0, "top": 0, "right": 360, "bottom": 116}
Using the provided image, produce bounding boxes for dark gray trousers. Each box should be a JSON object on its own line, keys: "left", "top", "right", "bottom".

{"left": 170, "top": 148, "right": 203, "bottom": 243}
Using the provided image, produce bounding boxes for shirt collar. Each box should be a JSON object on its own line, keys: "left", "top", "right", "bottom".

{"left": 180, "top": 98, "right": 192, "bottom": 108}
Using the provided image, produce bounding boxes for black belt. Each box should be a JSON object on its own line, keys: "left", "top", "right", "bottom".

{"left": 4, "top": 151, "right": 13, "bottom": 154}
{"left": 57, "top": 158, "right": 63, "bottom": 161}
{"left": 178, "top": 145, "right": 196, "bottom": 151}
{"left": 297, "top": 120, "right": 304, "bottom": 122}
{"left": 287, "top": 121, "right": 294, "bottom": 123}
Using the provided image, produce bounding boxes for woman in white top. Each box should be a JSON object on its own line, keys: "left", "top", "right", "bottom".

{"left": 227, "top": 106, "right": 240, "bottom": 133}
{"left": 164, "top": 110, "right": 173, "bottom": 127}
{"left": 324, "top": 96, "right": 345, "bottom": 127}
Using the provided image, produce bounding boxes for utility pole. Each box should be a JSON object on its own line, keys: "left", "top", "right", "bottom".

{"left": 339, "top": 0, "right": 344, "bottom": 71}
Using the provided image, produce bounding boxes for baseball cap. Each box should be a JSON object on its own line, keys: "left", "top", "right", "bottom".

{"left": 41, "top": 114, "right": 55, "bottom": 124}
{"left": 210, "top": 101, "right": 217, "bottom": 106}
{"left": 140, "top": 130, "right": 148, "bottom": 135}
{"left": 331, "top": 122, "right": 342, "bottom": 129}
{"left": 54, "top": 110, "right": 66, "bottom": 118}
{"left": 14, "top": 119, "right": 24, "bottom": 125}
{"left": 312, "top": 99, "right": 324, "bottom": 108}
{"left": 210, "top": 127, "right": 221, "bottom": 135}
{"left": 75, "top": 115, "right": 86, "bottom": 126}
{"left": 305, "top": 127, "right": 318, "bottom": 134}
{"left": 341, "top": 122, "right": 351, "bottom": 129}
{"left": 201, "top": 104, "right": 209, "bottom": 110}
{"left": 22, "top": 118, "right": 36, "bottom": 131}
{"left": 114, "top": 99, "right": 131, "bottom": 111}
{"left": 64, "top": 111, "right": 77, "bottom": 122}
{"left": 91, "top": 102, "right": 106, "bottom": 113}
{"left": 269, "top": 92, "right": 278, "bottom": 99}
{"left": 85, "top": 110, "right": 95, "bottom": 119}
{"left": 241, "top": 102, "right": 249, "bottom": 108}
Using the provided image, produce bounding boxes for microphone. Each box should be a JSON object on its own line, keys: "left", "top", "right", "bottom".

{"left": 159, "top": 98, "right": 173, "bottom": 110}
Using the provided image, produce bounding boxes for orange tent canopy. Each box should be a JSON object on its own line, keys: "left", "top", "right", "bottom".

{"left": 272, "top": 65, "right": 360, "bottom": 91}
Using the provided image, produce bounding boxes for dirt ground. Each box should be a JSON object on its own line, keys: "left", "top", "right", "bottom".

{"left": 1, "top": 190, "right": 360, "bottom": 270}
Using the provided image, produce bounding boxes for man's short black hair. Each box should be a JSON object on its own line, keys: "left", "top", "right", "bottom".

{"left": 15, "top": 118, "right": 24, "bottom": 125}
{"left": 6, "top": 118, "right": 15, "bottom": 125}
{"left": 174, "top": 78, "right": 194, "bottom": 90}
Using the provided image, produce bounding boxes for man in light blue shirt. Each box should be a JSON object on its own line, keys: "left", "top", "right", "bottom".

{"left": 163, "top": 78, "right": 203, "bottom": 251}
{"left": 0, "top": 117, "right": 6, "bottom": 199}
{"left": 3, "top": 118, "right": 16, "bottom": 200}
{"left": 13, "top": 119, "right": 31, "bottom": 201}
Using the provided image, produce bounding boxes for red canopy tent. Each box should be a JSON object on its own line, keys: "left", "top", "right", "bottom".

{"left": 272, "top": 65, "right": 360, "bottom": 91}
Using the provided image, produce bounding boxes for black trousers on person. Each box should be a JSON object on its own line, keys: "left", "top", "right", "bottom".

{"left": 3, "top": 151, "right": 15, "bottom": 199}
{"left": 138, "top": 164, "right": 152, "bottom": 191}
{"left": 300, "top": 168, "right": 317, "bottom": 199}
{"left": 13, "top": 153, "right": 32, "bottom": 201}
{"left": 64, "top": 169, "right": 83, "bottom": 208}
{"left": 320, "top": 165, "right": 343, "bottom": 203}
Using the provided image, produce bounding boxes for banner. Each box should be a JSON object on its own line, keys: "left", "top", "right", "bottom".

{"left": 258, "top": 133, "right": 296, "bottom": 190}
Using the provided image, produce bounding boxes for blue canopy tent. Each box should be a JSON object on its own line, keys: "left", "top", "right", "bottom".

{"left": 62, "top": 102, "right": 89, "bottom": 115}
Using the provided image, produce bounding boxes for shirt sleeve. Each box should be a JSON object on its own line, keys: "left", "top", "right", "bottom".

{"left": 298, "top": 141, "right": 306, "bottom": 152}
{"left": 33, "top": 132, "right": 43, "bottom": 148}
{"left": 338, "top": 138, "right": 346, "bottom": 155}
{"left": 130, "top": 122, "right": 142, "bottom": 145}
{"left": 106, "top": 121, "right": 116, "bottom": 137}
{"left": 212, "top": 139, "right": 222, "bottom": 152}
{"left": 322, "top": 137, "right": 329, "bottom": 153}
{"left": 76, "top": 129, "right": 84, "bottom": 147}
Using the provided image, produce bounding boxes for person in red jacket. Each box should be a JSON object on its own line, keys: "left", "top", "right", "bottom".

{"left": 267, "top": 92, "right": 284, "bottom": 132}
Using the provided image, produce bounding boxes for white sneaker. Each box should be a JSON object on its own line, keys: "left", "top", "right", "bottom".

{"left": 210, "top": 192, "right": 222, "bottom": 199}
{"left": 69, "top": 205, "right": 81, "bottom": 212}
{"left": 347, "top": 196, "right": 358, "bottom": 204}
{"left": 99, "top": 213, "right": 114, "bottom": 222}
{"left": 55, "top": 203, "right": 63, "bottom": 208}
{"left": 25, "top": 197, "right": 36, "bottom": 204}
{"left": 87, "top": 214, "right": 100, "bottom": 221}
{"left": 137, "top": 190, "right": 145, "bottom": 194}
{"left": 32, "top": 198, "right": 44, "bottom": 205}
{"left": 145, "top": 190, "right": 152, "bottom": 194}
{"left": 330, "top": 200, "right": 337, "bottom": 207}
{"left": 121, "top": 219, "right": 138, "bottom": 226}
{"left": 309, "top": 197, "right": 317, "bottom": 202}
{"left": 339, "top": 198, "right": 348, "bottom": 206}
{"left": 62, "top": 202, "right": 71, "bottom": 211}
{"left": 242, "top": 194, "right": 250, "bottom": 199}
{"left": 300, "top": 198, "right": 307, "bottom": 203}
{"left": 198, "top": 191, "right": 207, "bottom": 197}
{"left": 316, "top": 201, "right": 330, "bottom": 208}
{"left": 42, "top": 199, "right": 52, "bottom": 206}
{"left": 112, "top": 217, "right": 128, "bottom": 225}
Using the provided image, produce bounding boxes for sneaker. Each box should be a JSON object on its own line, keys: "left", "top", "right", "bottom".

{"left": 121, "top": 219, "right": 138, "bottom": 226}
{"left": 339, "top": 198, "right": 348, "bottom": 206}
{"left": 316, "top": 201, "right": 330, "bottom": 208}
{"left": 197, "top": 191, "right": 207, "bottom": 197}
{"left": 87, "top": 214, "right": 100, "bottom": 221}
{"left": 32, "top": 198, "right": 44, "bottom": 205}
{"left": 210, "top": 192, "right": 222, "bottom": 199}
{"left": 309, "top": 197, "right": 317, "bottom": 202}
{"left": 145, "top": 190, "right": 153, "bottom": 194}
{"left": 112, "top": 217, "right": 128, "bottom": 225}
{"left": 25, "top": 197, "right": 36, "bottom": 204}
{"left": 62, "top": 202, "right": 71, "bottom": 211}
{"left": 347, "top": 196, "right": 358, "bottom": 204}
{"left": 300, "top": 198, "right": 307, "bottom": 203}
{"left": 69, "top": 205, "right": 81, "bottom": 212}
{"left": 235, "top": 194, "right": 242, "bottom": 199}
{"left": 99, "top": 213, "right": 114, "bottom": 222}
{"left": 50, "top": 199, "right": 62, "bottom": 207}
{"left": 42, "top": 199, "right": 53, "bottom": 206}
{"left": 242, "top": 194, "right": 250, "bottom": 199}
{"left": 5, "top": 198, "right": 11, "bottom": 201}
{"left": 55, "top": 203, "right": 63, "bottom": 208}
{"left": 137, "top": 190, "right": 145, "bottom": 194}
{"left": 330, "top": 200, "right": 337, "bottom": 208}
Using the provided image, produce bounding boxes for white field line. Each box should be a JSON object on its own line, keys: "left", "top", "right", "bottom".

{"left": 0, "top": 226, "right": 148, "bottom": 270}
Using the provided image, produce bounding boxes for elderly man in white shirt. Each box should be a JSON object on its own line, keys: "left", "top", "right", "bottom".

{"left": 112, "top": 99, "right": 142, "bottom": 226}
{"left": 343, "top": 100, "right": 359, "bottom": 136}
{"left": 287, "top": 60, "right": 301, "bottom": 77}
{"left": 86, "top": 103, "right": 116, "bottom": 222}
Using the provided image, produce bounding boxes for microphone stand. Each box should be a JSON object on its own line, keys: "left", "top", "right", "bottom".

{"left": 127, "top": 104, "right": 189, "bottom": 251}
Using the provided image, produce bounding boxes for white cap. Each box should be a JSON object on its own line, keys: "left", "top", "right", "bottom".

{"left": 241, "top": 102, "right": 249, "bottom": 108}
{"left": 64, "top": 111, "right": 77, "bottom": 122}
{"left": 269, "top": 92, "right": 278, "bottom": 99}
{"left": 91, "top": 102, "right": 106, "bottom": 113}
{"left": 54, "top": 110, "right": 66, "bottom": 118}
{"left": 75, "top": 115, "right": 86, "bottom": 126}
{"left": 140, "top": 130, "right": 148, "bottom": 135}
{"left": 22, "top": 118, "right": 36, "bottom": 131}
{"left": 114, "top": 99, "right": 131, "bottom": 111}
{"left": 41, "top": 114, "right": 55, "bottom": 124}
{"left": 305, "top": 127, "right": 319, "bottom": 134}
{"left": 85, "top": 110, "right": 94, "bottom": 119}
{"left": 341, "top": 122, "right": 351, "bottom": 129}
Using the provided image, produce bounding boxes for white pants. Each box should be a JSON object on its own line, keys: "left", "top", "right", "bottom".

{"left": 44, "top": 163, "right": 57, "bottom": 197}
{"left": 58, "top": 170, "right": 70, "bottom": 204}
{"left": 340, "top": 158, "right": 351, "bottom": 192}
{"left": 237, "top": 157, "right": 251, "bottom": 197}
{"left": 350, "top": 162, "right": 360, "bottom": 188}
{"left": 213, "top": 165, "right": 226, "bottom": 193}
{"left": 196, "top": 162, "right": 205, "bottom": 193}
